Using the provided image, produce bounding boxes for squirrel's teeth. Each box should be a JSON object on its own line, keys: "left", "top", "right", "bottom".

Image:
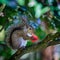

{"left": 27, "top": 33, "right": 32, "bottom": 37}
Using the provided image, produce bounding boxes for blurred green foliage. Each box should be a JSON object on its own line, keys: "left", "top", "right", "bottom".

{"left": 0, "top": 0, "right": 60, "bottom": 60}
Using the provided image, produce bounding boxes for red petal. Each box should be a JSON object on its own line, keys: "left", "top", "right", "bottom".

{"left": 30, "top": 34, "right": 38, "bottom": 42}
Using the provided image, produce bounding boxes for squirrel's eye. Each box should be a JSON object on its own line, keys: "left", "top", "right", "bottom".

{"left": 29, "top": 27, "right": 32, "bottom": 30}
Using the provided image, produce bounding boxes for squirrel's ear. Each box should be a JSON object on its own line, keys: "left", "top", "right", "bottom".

{"left": 20, "top": 15, "right": 29, "bottom": 27}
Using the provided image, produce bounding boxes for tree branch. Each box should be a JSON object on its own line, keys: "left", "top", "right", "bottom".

{"left": 9, "top": 32, "right": 60, "bottom": 60}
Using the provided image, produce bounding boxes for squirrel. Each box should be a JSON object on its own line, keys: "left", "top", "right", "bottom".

{"left": 5, "top": 20, "right": 38, "bottom": 49}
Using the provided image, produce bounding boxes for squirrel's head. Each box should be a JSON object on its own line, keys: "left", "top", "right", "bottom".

{"left": 23, "top": 26, "right": 38, "bottom": 42}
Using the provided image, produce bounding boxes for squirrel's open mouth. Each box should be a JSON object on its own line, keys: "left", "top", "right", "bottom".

{"left": 27, "top": 33, "right": 38, "bottom": 42}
